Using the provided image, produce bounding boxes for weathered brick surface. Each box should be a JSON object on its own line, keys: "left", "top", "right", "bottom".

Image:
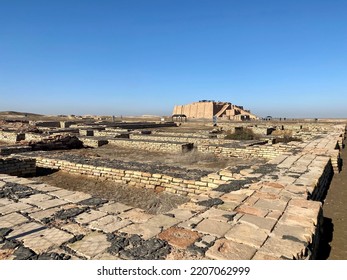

{"left": 0, "top": 122, "right": 345, "bottom": 260}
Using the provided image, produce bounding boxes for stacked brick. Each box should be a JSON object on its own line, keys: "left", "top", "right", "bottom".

{"left": 0, "top": 157, "right": 36, "bottom": 176}
{"left": 78, "top": 137, "right": 108, "bottom": 148}
{"left": 129, "top": 134, "right": 266, "bottom": 146}
{"left": 18, "top": 156, "right": 234, "bottom": 197}
{"left": 197, "top": 143, "right": 292, "bottom": 159}
{"left": 108, "top": 139, "right": 194, "bottom": 153}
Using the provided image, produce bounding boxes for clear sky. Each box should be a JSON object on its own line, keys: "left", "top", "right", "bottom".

{"left": 0, "top": 0, "right": 346, "bottom": 118}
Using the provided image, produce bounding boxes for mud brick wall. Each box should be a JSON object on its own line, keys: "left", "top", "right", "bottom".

{"left": 31, "top": 121, "right": 60, "bottom": 128}
{"left": 31, "top": 156, "right": 230, "bottom": 196}
{"left": 104, "top": 128, "right": 131, "bottom": 133}
{"left": 78, "top": 137, "right": 108, "bottom": 148}
{"left": 152, "top": 131, "right": 211, "bottom": 138}
{"left": 24, "top": 133, "right": 44, "bottom": 142}
{"left": 94, "top": 130, "right": 129, "bottom": 138}
{"left": 220, "top": 122, "right": 341, "bottom": 137}
{"left": 129, "top": 134, "right": 239, "bottom": 146}
{"left": 0, "top": 157, "right": 36, "bottom": 176}
{"left": 0, "top": 131, "right": 25, "bottom": 143}
{"left": 79, "top": 129, "right": 94, "bottom": 136}
{"left": 0, "top": 146, "right": 32, "bottom": 156}
{"left": 250, "top": 127, "right": 274, "bottom": 135}
{"left": 221, "top": 125, "right": 271, "bottom": 135}
{"left": 60, "top": 121, "right": 76, "bottom": 128}
{"left": 309, "top": 158, "right": 334, "bottom": 201}
{"left": 301, "top": 126, "right": 346, "bottom": 173}
{"left": 108, "top": 139, "right": 194, "bottom": 153}
{"left": 197, "top": 143, "right": 292, "bottom": 159}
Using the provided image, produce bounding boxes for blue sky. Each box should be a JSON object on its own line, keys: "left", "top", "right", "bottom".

{"left": 0, "top": 0, "right": 346, "bottom": 118}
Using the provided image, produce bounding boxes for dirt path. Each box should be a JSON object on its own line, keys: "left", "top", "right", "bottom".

{"left": 319, "top": 139, "right": 347, "bottom": 259}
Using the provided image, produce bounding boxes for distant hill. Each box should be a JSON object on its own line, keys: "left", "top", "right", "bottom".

{"left": 0, "top": 111, "right": 43, "bottom": 117}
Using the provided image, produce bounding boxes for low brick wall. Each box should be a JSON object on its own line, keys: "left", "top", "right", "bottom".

{"left": 30, "top": 121, "right": 60, "bottom": 128}
{"left": 60, "top": 121, "right": 76, "bottom": 128}
{"left": 0, "top": 131, "right": 25, "bottom": 144}
{"left": 197, "top": 143, "right": 292, "bottom": 159}
{"left": 309, "top": 158, "right": 334, "bottom": 201}
{"left": 25, "top": 133, "right": 44, "bottom": 142}
{"left": 0, "top": 146, "right": 32, "bottom": 156}
{"left": 108, "top": 138, "right": 194, "bottom": 153}
{"left": 79, "top": 129, "right": 94, "bottom": 136}
{"left": 94, "top": 130, "right": 130, "bottom": 138}
{"left": 152, "top": 131, "right": 212, "bottom": 138}
{"left": 0, "top": 157, "right": 36, "bottom": 176}
{"left": 78, "top": 137, "right": 109, "bottom": 148}
{"left": 30, "top": 156, "right": 228, "bottom": 196}
{"left": 129, "top": 134, "right": 266, "bottom": 147}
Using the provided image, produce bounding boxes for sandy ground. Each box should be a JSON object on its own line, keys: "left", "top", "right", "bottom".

{"left": 32, "top": 170, "right": 189, "bottom": 215}
{"left": 319, "top": 140, "right": 347, "bottom": 259}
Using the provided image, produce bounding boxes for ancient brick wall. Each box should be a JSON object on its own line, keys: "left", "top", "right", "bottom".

{"left": 108, "top": 139, "right": 193, "bottom": 153}
{"left": 78, "top": 137, "right": 108, "bottom": 148}
{"left": 0, "top": 131, "right": 25, "bottom": 143}
{"left": 129, "top": 134, "right": 247, "bottom": 146}
{"left": 197, "top": 143, "right": 292, "bottom": 159}
{"left": 0, "top": 146, "right": 32, "bottom": 156}
{"left": 0, "top": 157, "right": 36, "bottom": 176}
{"left": 25, "top": 133, "right": 44, "bottom": 142}
{"left": 29, "top": 156, "right": 231, "bottom": 196}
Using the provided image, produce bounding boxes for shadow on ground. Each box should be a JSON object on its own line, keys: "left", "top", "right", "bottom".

{"left": 316, "top": 217, "right": 334, "bottom": 259}
{"left": 34, "top": 167, "right": 59, "bottom": 177}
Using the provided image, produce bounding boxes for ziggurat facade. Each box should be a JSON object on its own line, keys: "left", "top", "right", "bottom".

{"left": 173, "top": 100, "right": 258, "bottom": 120}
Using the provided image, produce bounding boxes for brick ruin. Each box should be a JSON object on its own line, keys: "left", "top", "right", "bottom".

{"left": 0, "top": 117, "right": 346, "bottom": 260}
{"left": 172, "top": 100, "right": 258, "bottom": 120}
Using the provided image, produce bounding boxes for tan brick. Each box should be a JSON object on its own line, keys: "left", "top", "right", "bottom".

{"left": 194, "top": 181, "right": 207, "bottom": 187}
{"left": 213, "top": 179, "right": 227, "bottom": 185}
{"left": 208, "top": 182, "right": 218, "bottom": 188}
{"left": 235, "top": 205, "right": 268, "bottom": 217}
{"left": 208, "top": 174, "right": 221, "bottom": 180}
{"left": 206, "top": 239, "right": 256, "bottom": 260}
{"left": 221, "top": 176, "right": 233, "bottom": 181}
{"left": 184, "top": 179, "right": 196, "bottom": 185}
{"left": 172, "top": 178, "right": 183, "bottom": 183}
{"left": 159, "top": 227, "right": 200, "bottom": 249}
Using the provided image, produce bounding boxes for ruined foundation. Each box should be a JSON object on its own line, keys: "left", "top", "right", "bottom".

{"left": 0, "top": 119, "right": 345, "bottom": 260}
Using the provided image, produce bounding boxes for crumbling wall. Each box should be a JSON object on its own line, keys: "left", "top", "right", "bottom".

{"left": 0, "top": 131, "right": 25, "bottom": 143}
